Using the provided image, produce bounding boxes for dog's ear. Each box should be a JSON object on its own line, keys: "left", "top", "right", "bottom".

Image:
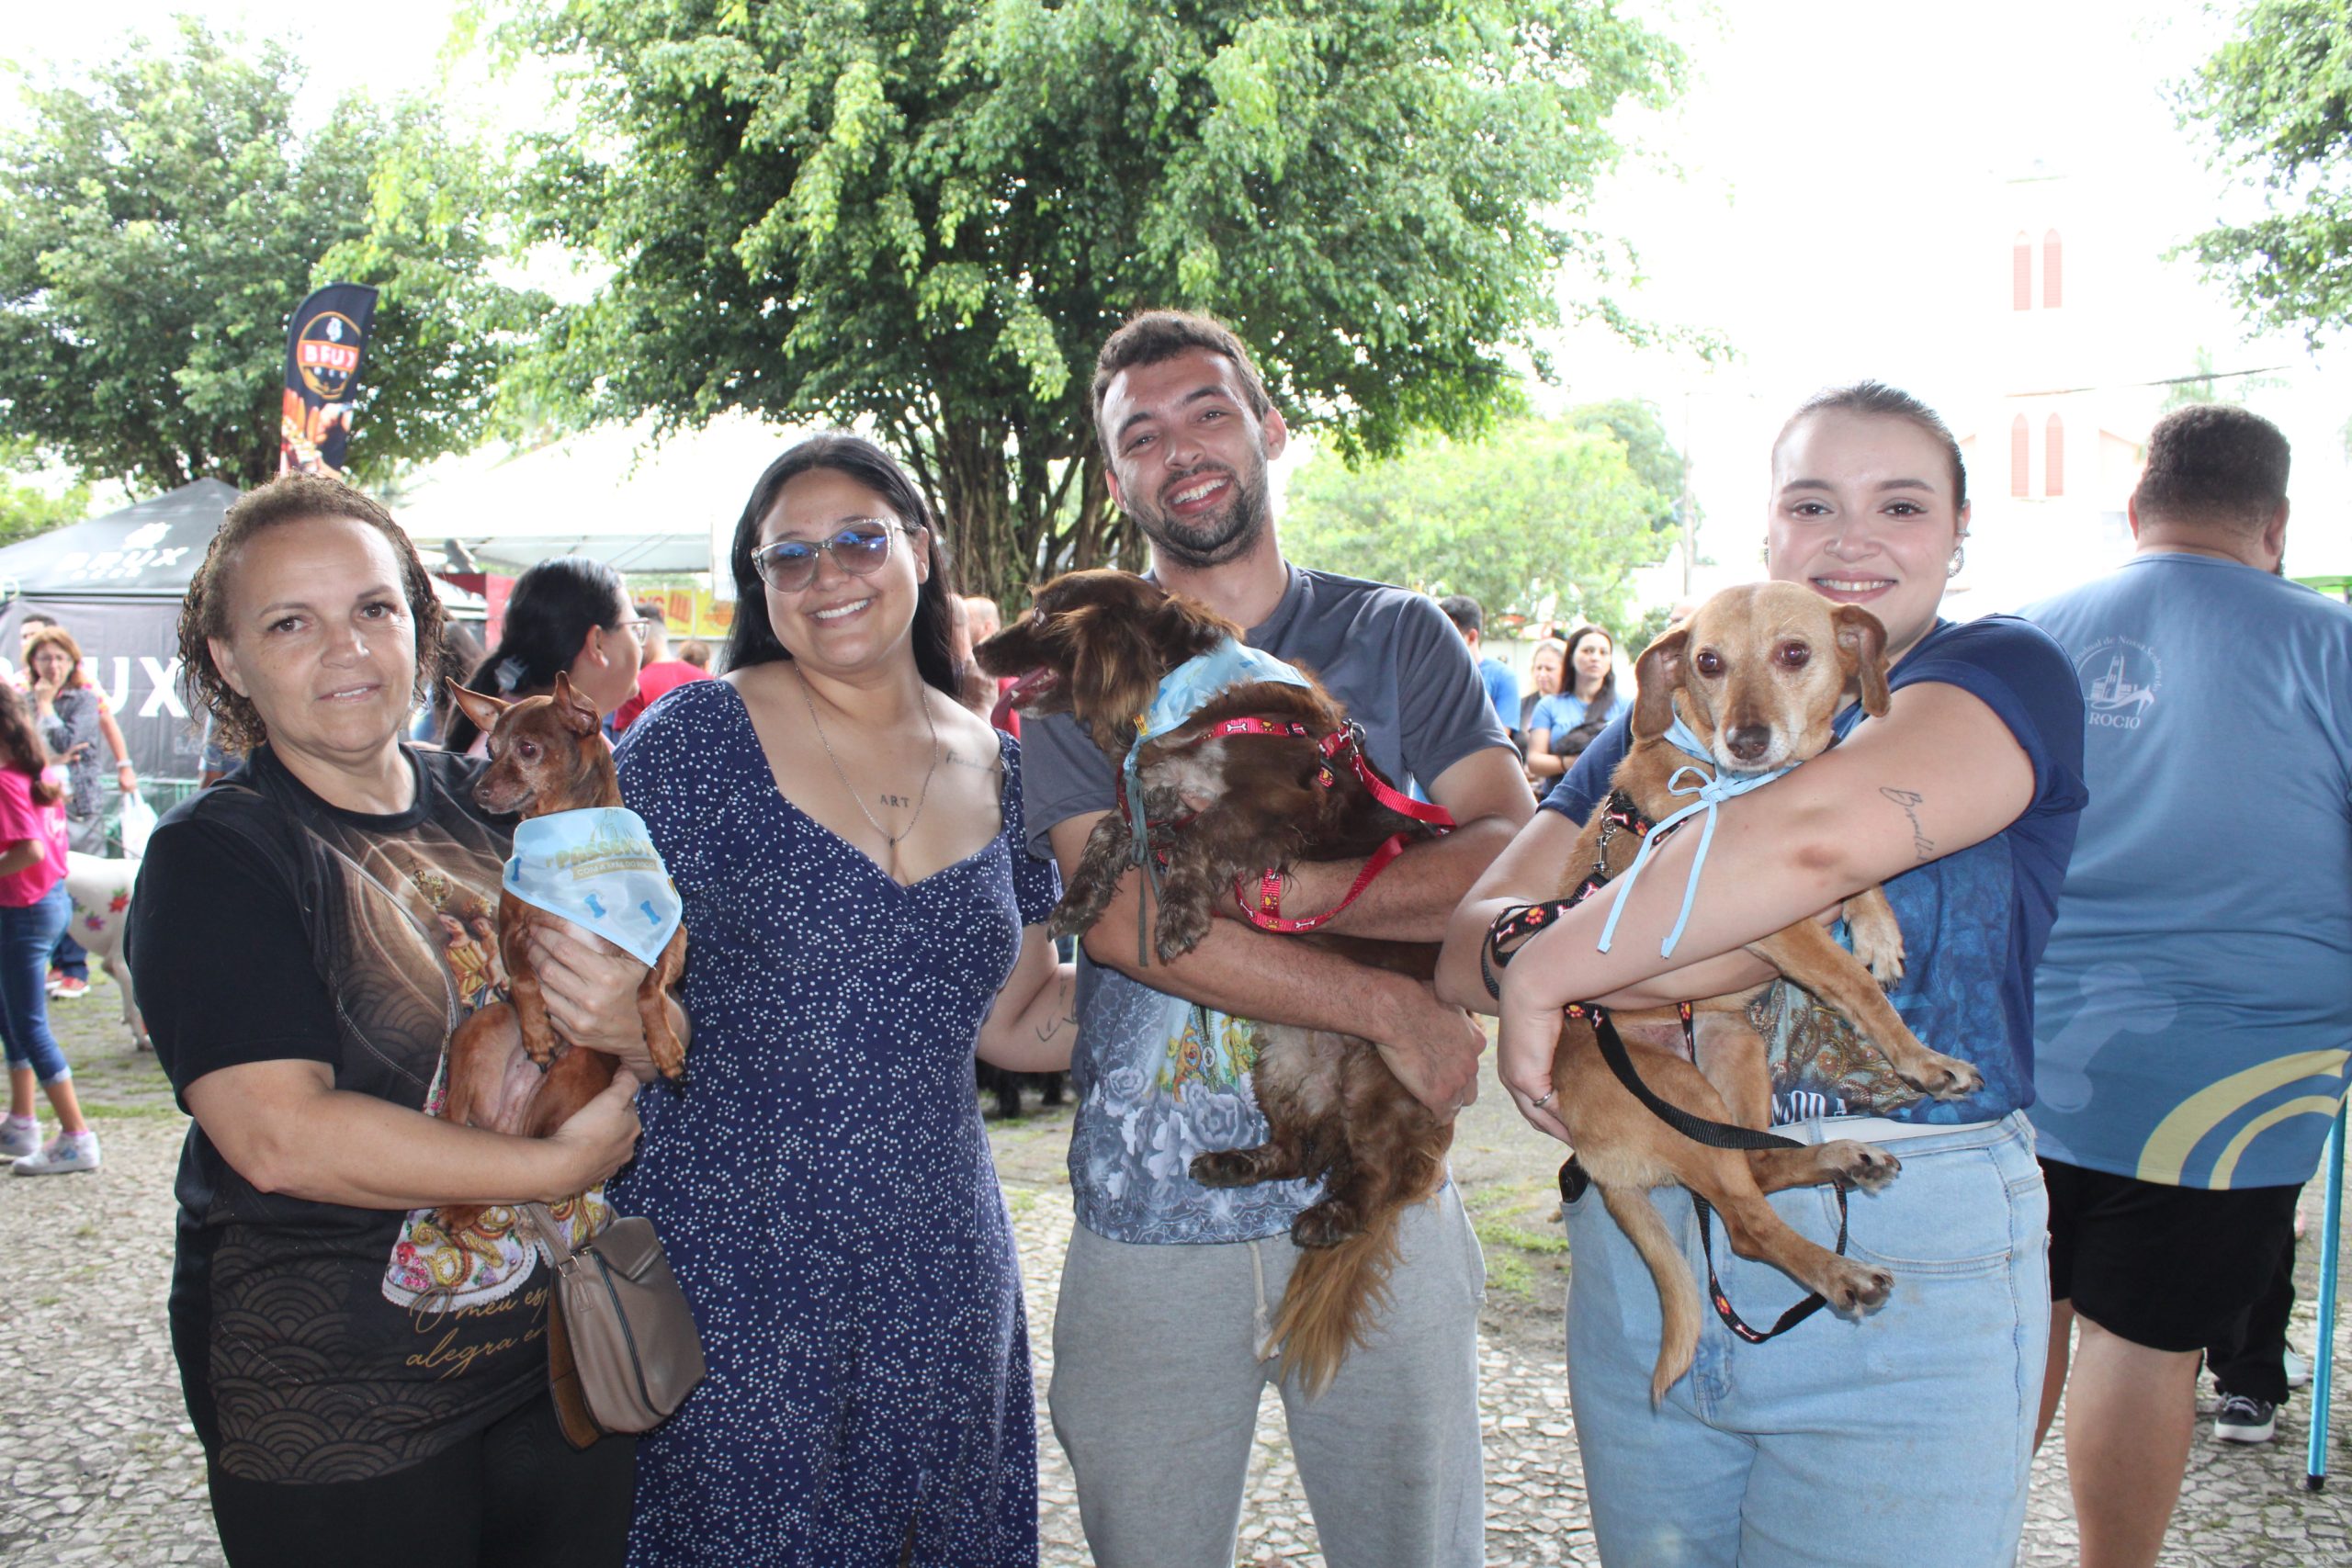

{"left": 1061, "top": 604, "right": 1164, "bottom": 735}
{"left": 1148, "top": 592, "right": 1238, "bottom": 665}
{"left": 447, "top": 680, "right": 509, "bottom": 737}
{"left": 1631, "top": 625, "right": 1690, "bottom": 741}
{"left": 1833, "top": 605, "right": 1893, "bottom": 717}
{"left": 548, "top": 671, "right": 602, "bottom": 738}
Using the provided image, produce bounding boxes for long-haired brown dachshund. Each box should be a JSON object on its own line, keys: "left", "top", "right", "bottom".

{"left": 1501, "top": 582, "right": 1983, "bottom": 1400}
{"left": 978, "top": 569, "right": 1449, "bottom": 1394}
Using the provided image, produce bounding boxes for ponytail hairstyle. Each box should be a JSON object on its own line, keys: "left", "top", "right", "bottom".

{"left": 0, "top": 687, "right": 61, "bottom": 806}
{"left": 443, "top": 558, "right": 628, "bottom": 753}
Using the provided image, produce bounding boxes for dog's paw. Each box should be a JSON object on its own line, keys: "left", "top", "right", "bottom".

{"left": 1190, "top": 1149, "right": 1261, "bottom": 1188}
{"left": 1291, "top": 1201, "right": 1361, "bottom": 1249}
{"left": 1900, "top": 1050, "right": 1984, "bottom": 1101}
{"left": 1153, "top": 908, "right": 1212, "bottom": 964}
{"left": 1817, "top": 1139, "right": 1901, "bottom": 1193}
{"left": 1825, "top": 1258, "right": 1895, "bottom": 1314}
{"left": 1853, "top": 927, "right": 1906, "bottom": 988}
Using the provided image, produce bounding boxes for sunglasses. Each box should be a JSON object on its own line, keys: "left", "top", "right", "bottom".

{"left": 750, "top": 519, "right": 916, "bottom": 592}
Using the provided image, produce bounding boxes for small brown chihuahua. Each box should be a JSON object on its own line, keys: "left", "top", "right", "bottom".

{"left": 435, "top": 673, "right": 688, "bottom": 1234}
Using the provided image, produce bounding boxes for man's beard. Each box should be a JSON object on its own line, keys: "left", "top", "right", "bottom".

{"left": 1129, "top": 462, "right": 1272, "bottom": 570}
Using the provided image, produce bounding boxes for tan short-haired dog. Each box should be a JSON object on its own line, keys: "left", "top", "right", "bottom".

{"left": 1515, "top": 582, "right": 1981, "bottom": 1399}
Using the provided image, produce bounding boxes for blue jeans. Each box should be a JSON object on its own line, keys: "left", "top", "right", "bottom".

{"left": 1, "top": 883, "right": 73, "bottom": 1083}
{"left": 1563, "top": 1111, "right": 2049, "bottom": 1568}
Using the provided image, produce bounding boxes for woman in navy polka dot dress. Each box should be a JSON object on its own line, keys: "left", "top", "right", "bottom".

{"left": 612, "top": 435, "right": 1073, "bottom": 1566}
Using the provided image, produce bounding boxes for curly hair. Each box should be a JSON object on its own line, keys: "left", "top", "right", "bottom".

{"left": 2133, "top": 403, "right": 2290, "bottom": 532}
{"left": 177, "top": 473, "right": 447, "bottom": 756}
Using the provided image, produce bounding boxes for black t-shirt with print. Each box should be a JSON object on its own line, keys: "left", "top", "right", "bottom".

{"left": 127, "top": 744, "right": 565, "bottom": 1484}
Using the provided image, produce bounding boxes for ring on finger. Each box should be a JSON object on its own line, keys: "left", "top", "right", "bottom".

{"left": 1530, "top": 1089, "right": 1555, "bottom": 1109}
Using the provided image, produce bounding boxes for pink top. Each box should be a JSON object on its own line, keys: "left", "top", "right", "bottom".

{"left": 0, "top": 765, "right": 69, "bottom": 907}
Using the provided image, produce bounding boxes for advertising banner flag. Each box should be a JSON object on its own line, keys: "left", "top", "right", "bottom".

{"left": 279, "top": 283, "right": 379, "bottom": 476}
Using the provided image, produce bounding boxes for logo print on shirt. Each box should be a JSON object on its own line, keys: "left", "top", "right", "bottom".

{"left": 2075, "top": 637, "right": 2162, "bottom": 730}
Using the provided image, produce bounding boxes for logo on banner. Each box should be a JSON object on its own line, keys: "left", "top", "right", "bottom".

{"left": 295, "top": 312, "right": 366, "bottom": 400}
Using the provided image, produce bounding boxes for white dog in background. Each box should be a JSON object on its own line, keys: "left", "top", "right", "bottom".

{"left": 63, "top": 852, "right": 145, "bottom": 1051}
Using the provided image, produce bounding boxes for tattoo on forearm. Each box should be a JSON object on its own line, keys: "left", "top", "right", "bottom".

{"left": 1033, "top": 1006, "right": 1077, "bottom": 1045}
{"left": 1879, "top": 786, "right": 1935, "bottom": 861}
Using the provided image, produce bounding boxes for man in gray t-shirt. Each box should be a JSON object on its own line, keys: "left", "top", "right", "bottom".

{"left": 1023, "top": 311, "right": 1532, "bottom": 1568}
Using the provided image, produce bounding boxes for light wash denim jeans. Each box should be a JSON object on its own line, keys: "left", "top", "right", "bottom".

{"left": 0, "top": 882, "right": 73, "bottom": 1082}
{"left": 1563, "top": 1111, "right": 2049, "bottom": 1568}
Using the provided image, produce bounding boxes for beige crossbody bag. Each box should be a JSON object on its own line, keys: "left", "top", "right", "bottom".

{"left": 526, "top": 1202, "right": 707, "bottom": 1448}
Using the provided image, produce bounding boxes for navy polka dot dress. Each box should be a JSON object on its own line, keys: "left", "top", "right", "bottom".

{"left": 613, "top": 678, "right": 1058, "bottom": 1567}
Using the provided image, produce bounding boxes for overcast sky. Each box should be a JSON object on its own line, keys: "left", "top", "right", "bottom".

{"left": 11, "top": 0, "right": 2335, "bottom": 581}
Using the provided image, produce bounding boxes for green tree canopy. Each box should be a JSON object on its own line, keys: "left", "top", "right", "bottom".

{"left": 0, "top": 22, "right": 541, "bottom": 495}
{"left": 1282, "top": 411, "right": 1679, "bottom": 634}
{"left": 0, "top": 437, "right": 91, "bottom": 547}
{"left": 2178, "top": 0, "right": 2352, "bottom": 343}
{"left": 514, "top": 0, "right": 1683, "bottom": 603}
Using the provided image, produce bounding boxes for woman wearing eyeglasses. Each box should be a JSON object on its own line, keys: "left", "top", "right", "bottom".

{"left": 441, "top": 558, "right": 648, "bottom": 753}
{"left": 610, "top": 433, "right": 1074, "bottom": 1566}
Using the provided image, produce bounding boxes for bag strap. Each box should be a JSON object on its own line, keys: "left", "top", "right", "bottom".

{"left": 522, "top": 1201, "right": 579, "bottom": 1267}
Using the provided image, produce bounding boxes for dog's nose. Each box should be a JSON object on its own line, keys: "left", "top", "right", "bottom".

{"left": 1724, "top": 725, "right": 1773, "bottom": 763}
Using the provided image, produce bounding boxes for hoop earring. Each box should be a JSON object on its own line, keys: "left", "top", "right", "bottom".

{"left": 1947, "top": 540, "right": 1968, "bottom": 580}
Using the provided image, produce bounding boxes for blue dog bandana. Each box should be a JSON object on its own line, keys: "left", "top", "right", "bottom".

{"left": 1596, "top": 714, "right": 1799, "bottom": 961}
{"left": 502, "top": 807, "right": 684, "bottom": 967}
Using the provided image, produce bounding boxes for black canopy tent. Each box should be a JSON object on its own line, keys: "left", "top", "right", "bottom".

{"left": 0, "top": 479, "right": 485, "bottom": 783}
{"left": 0, "top": 479, "right": 237, "bottom": 781}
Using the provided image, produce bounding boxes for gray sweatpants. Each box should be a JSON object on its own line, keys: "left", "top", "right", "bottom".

{"left": 1047, "top": 1183, "right": 1487, "bottom": 1568}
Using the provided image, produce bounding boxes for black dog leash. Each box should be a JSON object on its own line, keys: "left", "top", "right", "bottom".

{"left": 1483, "top": 833, "right": 1852, "bottom": 1345}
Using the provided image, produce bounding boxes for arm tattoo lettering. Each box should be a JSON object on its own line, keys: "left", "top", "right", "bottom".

{"left": 1879, "top": 786, "right": 1935, "bottom": 862}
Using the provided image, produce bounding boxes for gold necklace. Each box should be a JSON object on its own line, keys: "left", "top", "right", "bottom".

{"left": 795, "top": 669, "right": 940, "bottom": 874}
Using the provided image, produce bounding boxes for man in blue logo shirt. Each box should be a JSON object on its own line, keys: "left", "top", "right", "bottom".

{"left": 1438, "top": 594, "right": 1521, "bottom": 734}
{"left": 2027, "top": 405, "right": 2352, "bottom": 1565}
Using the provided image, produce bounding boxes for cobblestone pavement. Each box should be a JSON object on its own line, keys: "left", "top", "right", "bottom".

{"left": 6, "top": 994, "right": 2349, "bottom": 1565}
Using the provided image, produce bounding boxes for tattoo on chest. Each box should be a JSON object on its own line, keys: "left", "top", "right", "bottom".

{"left": 1879, "top": 786, "right": 1936, "bottom": 861}
{"left": 879, "top": 793, "right": 910, "bottom": 808}
{"left": 944, "top": 748, "right": 997, "bottom": 771}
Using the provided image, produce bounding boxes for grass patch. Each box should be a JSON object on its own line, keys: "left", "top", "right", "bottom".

{"left": 1474, "top": 1215, "right": 1567, "bottom": 1257}
{"left": 78, "top": 1101, "right": 186, "bottom": 1122}
{"left": 1485, "top": 1252, "right": 1539, "bottom": 1302}
{"left": 1004, "top": 1187, "right": 1040, "bottom": 1218}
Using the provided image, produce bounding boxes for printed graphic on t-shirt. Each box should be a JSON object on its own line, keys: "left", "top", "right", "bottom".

{"left": 362, "top": 838, "right": 608, "bottom": 1313}
{"left": 2075, "top": 636, "right": 2163, "bottom": 732}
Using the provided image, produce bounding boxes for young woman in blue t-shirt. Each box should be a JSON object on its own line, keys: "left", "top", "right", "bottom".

{"left": 1438, "top": 382, "right": 2087, "bottom": 1568}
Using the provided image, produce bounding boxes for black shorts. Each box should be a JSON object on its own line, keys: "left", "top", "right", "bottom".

{"left": 2041, "top": 1156, "right": 2300, "bottom": 1353}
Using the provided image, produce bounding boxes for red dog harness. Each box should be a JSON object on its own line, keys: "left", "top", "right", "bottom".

{"left": 1128, "top": 715, "right": 1455, "bottom": 934}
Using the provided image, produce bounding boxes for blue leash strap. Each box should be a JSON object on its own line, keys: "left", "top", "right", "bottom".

{"left": 1596, "top": 716, "right": 1796, "bottom": 960}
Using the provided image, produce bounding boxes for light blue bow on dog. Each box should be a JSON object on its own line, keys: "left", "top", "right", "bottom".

{"left": 1596, "top": 714, "right": 1800, "bottom": 960}
{"left": 1120, "top": 637, "right": 1310, "bottom": 837}
{"left": 503, "top": 807, "right": 684, "bottom": 967}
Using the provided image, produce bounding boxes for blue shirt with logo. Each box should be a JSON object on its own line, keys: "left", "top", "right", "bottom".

{"left": 1542, "top": 615, "right": 2087, "bottom": 1124}
{"left": 2025, "top": 554, "right": 2352, "bottom": 1190}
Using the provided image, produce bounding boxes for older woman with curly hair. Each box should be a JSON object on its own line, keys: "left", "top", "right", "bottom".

{"left": 125, "top": 473, "right": 679, "bottom": 1568}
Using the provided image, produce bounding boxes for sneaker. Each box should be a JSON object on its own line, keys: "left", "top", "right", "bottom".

{"left": 2214, "top": 1393, "right": 2278, "bottom": 1444}
{"left": 2285, "top": 1348, "right": 2312, "bottom": 1391}
{"left": 48, "top": 976, "right": 86, "bottom": 1000}
{"left": 0, "top": 1116, "right": 38, "bottom": 1159}
{"left": 11, "top": 1130, "right": 98, "bottom": 1176}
